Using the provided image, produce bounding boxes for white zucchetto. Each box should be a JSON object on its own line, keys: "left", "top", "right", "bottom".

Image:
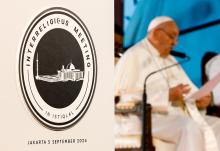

{"left": 148, "top": 16, "right": 174, "bottom": 32}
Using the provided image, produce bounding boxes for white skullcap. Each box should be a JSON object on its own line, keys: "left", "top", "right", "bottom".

{"left": 147, "top": 16, "right": 174, "bottom": 32}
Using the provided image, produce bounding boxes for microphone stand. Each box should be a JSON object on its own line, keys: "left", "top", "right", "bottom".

{"left": 141, "top": 56, "right": 190, "bottom": 151}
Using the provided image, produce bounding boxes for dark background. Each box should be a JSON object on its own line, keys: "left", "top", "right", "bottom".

{"left": 33, "top": 28, "right": 84, "bottom": 109}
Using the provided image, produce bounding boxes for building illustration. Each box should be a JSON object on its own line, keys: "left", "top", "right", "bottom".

{"left": 35, "top": 54, "right": 84, "bottom": 82}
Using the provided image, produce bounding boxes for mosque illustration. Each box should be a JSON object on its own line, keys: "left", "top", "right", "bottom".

{"left": 35, "top": 54, "right": 84, "bottom": 82}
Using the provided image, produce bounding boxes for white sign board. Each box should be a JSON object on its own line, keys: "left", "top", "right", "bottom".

{"left": 0, "top": 1, "right": 114, "bottom": 150}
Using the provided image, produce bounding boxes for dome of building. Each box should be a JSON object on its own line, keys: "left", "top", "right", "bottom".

{"left": 67, "top": 62, "right": 75, "bottom": 70}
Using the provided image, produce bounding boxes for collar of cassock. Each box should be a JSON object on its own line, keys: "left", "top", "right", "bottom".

{"left": 143, "top": 38, "right": 160, "bottom": 58}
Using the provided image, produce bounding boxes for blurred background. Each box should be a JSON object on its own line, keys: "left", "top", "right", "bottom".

{"left": 115, "top": 0, "right": 220, "bottom": 87}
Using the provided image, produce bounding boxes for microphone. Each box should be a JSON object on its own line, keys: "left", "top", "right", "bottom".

{"left": 143, "top": 55, "right": 190, "bottom": 103}
{"left": 170, "top": 50, "right": 191, "bottom": 61}
{"left": 141, "top": 56, "right": 190, "bottom": 151}
{"left": 170, "top": 50, "right": 188, "bottom": 59}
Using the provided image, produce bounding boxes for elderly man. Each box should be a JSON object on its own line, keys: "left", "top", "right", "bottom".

{"left": 115, "top": 16, "right": 220, "bottom": 151}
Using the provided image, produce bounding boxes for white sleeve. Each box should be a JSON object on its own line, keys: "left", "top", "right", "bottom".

{"left": 146, "top": 74, "right": 169, "bottom": 112}
{"left": 114, "top": 50, "right": 140, "bottom": 95}
{"left": 206, "top": 56, "right": 220, "bottom": 105}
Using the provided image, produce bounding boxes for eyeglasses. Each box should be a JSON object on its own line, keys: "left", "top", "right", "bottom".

{"left": 160, "top": 29, "right": 178, "bottom": 42}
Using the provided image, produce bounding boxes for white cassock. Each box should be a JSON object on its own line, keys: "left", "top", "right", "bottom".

{"left": 115, "top": 38, "right": 220, "bottom": 151}
{"left": 206, "top": 55, "right": 220, "bottom": 106}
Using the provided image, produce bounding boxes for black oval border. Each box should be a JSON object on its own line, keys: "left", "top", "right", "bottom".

{"left": 18, "top": 7, "right": 97, "bottom": 130}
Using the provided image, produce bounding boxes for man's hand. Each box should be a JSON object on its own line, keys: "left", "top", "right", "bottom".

{"left": 169, "top": 84, "right": 191, "bottom": 102}
{"left": 196, "top": 93, "right": 212, "bottom": 109}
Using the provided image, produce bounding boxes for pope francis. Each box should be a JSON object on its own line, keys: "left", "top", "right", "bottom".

{"left": 115, "top": 16, "right": 220, "bottom": 151}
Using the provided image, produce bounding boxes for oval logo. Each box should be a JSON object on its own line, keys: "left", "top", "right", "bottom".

{"left": 18, "top": 7, "right": 97, "bottom": 130}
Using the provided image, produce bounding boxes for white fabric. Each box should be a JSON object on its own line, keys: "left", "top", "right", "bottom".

{"left": 115, "top": 114, "right": 141, "bottom": 136}
{"left": 206, "top": 55, "right": 220, "bottom": 105}
{"left": 115, "top": 38, "right": 220, "bottom": 151}
{"left": 186, "top": 101, "right": 218, "bottom": 151}
{"left": 115, "top": 135, "right": 176, "bottom": 151}
{"left": 185, "top": 73, "right": 220, "bottom": 150}
{"left": 147, "top": 16, "right": 174, "bottom": 32}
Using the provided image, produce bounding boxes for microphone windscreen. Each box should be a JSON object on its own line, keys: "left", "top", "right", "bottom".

{"left": 171, "top": 50, "right": 187, "bottom": 58}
